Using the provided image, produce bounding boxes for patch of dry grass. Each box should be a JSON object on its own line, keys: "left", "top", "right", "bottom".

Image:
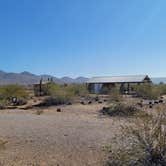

{"left": 101, "top": 103, "right": 141, "bottom": 117}
{"left": 35, "top": 109, "right": 44, "bottom": 115}
{"left": 0, "top": 138, "right": 8, "bottom": 149}
{"left": 105, "top": 110, "right": 166, "bottom": 166}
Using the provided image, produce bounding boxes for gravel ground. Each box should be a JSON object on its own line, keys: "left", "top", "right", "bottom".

{"left": 0, "top": 104, "right": 121, "bottom": 166}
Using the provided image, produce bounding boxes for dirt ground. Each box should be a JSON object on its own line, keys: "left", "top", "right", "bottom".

{"left": 0, "top": 103, "right": 124, "bottom": 166}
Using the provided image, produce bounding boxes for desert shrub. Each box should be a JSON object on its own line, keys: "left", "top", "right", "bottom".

{"left": 0, "top": 138, "right": 8, "bottom": 149}
{"left": 35, "top": 109, "right": 44, "bottom": 115}
{"left": 155, "top": 85, "right": 166, "bottom": 96}
{"left": 49, "top": 83, "right": 88, "bottom": 97}
{"left": 66, "top": 84, "right": 88, "bottom": 97}
{"left": 40, "top": 83, "right": 89, "bottom": 106}
{"left": 109, "top": 87, "right": 122, "bottom": 102}
{"left": 0, "top": 85, "right": 28, "bottom": 106}
{"left": 105, "top": 110, "right": 166, "bottom": 166}
{"left": 45, "top": 83, "right": 61, "bottom": 96}
{"left": 134, "top": 84, "right": 160, "bottom": 100}
{"left": 0, "top": 99, "right": 8, "bottom": 109}
{"left": 101, "top": 103, "right": 140, "bottom": 117}
{"left": 42, "top": 84, "right": 71, "bottom": 106}
{"left": 41, "top": 96, "right": 70, "bottom": 106}
{"left": 46, "top": 83, "right": 73, "bottom": 103}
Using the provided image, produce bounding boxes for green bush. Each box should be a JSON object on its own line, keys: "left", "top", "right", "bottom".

{"left": 40, "top": 83, "right": 88, "bottom": 106}
{"left": 66, "top": 84, "right": 88, "bottom": 97}
{"left": 0, "top": 85, "right": 28, "bottom": 106}
{"left": 105, "top": 111, "right": 166, "bottom": 166}
{"left": 155, "top": 85, "right": 166, "bottom": 96}
{"left": 109, "top": 87, "right": 122, "bottom": 103}
{"left": 134, "top": 84, "right": 160, "bottom": 100}
{"left": 0, "top": 99, "right": 8, "bottom": 109}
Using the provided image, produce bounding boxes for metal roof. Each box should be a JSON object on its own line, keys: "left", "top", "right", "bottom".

{"left": 33, "top": 80, "right": 51, "bottom": 85}
{"left": 87, "top": 75, "right": 150, "bottom": 84}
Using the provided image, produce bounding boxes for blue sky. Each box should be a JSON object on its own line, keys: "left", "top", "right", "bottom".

{"left": 0, "top": 0, "right": 166, "bottom": 77}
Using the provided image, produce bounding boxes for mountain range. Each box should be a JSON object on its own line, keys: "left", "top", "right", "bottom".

{"left": 0, "top": 70, "right": 88, "bottom": 85}
{"left": 0, "top": 70, "right": 165, "bottom": 85}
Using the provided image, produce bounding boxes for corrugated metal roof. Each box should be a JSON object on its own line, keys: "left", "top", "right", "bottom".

{"left": 87, "top": 75, "right": 149, "bottom": 83}
{"left": 33, "top": 80, "right": 51, "bottom": 85}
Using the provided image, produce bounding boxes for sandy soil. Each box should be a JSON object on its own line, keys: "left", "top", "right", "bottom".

{"left": 0, "top": 104, "right": 123, "bottom": 166}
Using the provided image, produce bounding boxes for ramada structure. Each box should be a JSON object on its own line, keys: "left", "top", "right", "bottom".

{"left": 87, "top": 75, "right": 152, "bottom": 94}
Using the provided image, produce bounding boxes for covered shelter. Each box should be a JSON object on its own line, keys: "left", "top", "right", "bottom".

{"left": 87, "top": 75, "right": 152, "bottom": 94}
{"left": 34, "top": 78, "right": 53, "bottom": 96}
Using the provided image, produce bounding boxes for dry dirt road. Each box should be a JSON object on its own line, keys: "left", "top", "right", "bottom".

{"left": 0, "top": 104, "right": 122, "bottom": 166}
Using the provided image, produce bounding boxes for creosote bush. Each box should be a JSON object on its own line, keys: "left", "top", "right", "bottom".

{"left": 109, "top": 87, "right": 122, "bottom": 103}
{"left": 155, "top": 84, "right": 166, "bottom": 96}
{"left": 41, "top": 83, "right": 88, "bottom": 106}
{"left": 0, "top": 84, "right": 28, "bottom": 106}
{"left": 66, "top": 84, "right": 89, "bottom": 97}
{"left": 105, "top": 110, "right": 166, "bottom": 166}
{"left": 134, "top": 84, "right": 163, "bottom": 100}
{"left": 42, "top": 96, "right": 70, "bottom": 106}
{"left": 0, "top": 138, "right": 8, "bottom": 149}
{"left": 36, "top": 109, "right": 44, "bottom": 115}
{"left": 101, "top": 103, "right": 140, "bottom": 117}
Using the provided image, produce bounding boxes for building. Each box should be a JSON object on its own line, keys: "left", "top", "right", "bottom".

{"left": 87, "top": 75, "right": 152, "bottom": 94}
{"left": 34, "top": 78, "right": 53, "bottom": 96}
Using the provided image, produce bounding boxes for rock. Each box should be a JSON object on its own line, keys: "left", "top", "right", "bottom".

{"left": 149, "top": 105, "right": 153, "bottom": 109}
{"left": 154, "top": 100, "right": 159, "bottom": 104}
{"left": 103, "top": 107, "right": 109, "bottom": 111}
{"left": 88, "top": 101, "right": 92, "bottom": 104}
{"left": 80, "top": 101, "right": 85, "bottom": 105}
{"left": 57, "top": 108, "right": 61, "bottom": 112}
{"left": 67, "top": 102, "right": 72, "bottom": 105}
{"left": 137, "top": 102, "right": 143, "bottom": 108}
{"left": 159, "top": 100, "right": 163, "bottom": 103}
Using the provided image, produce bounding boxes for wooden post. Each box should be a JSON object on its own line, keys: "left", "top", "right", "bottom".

{"left": 127, "top": 83, "right": 130, "bottom": 94}
{"left": 39, "top": 78, "right": 42, "bottom": 96}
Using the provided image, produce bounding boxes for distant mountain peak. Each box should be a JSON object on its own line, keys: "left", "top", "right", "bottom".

{"left": 0, "top": 70, "right": 88, "bottom": 85}
{"left": 20, "top": 71, "right": 34, "bottom": 75}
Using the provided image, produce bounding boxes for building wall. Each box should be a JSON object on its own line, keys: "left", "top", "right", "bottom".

{"left": 88, "top": 83, "right": 115, "bottom": 94}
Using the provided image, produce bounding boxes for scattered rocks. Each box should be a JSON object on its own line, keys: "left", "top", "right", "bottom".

{"left": 159, "top": 100, "right": 163, "bottom": 103}
{"left": 154, "top": 100, "right": 159, "bottom": 104}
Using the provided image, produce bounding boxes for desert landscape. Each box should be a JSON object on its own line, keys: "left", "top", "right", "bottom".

{"left": 0, "top": 103, "right": 117, "bottom": 166}
{"left": 0, "top": 81, "right": 166, "bottom": 166}
{"left": 1, "top": 1, "right": 166, "bottom": 165}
